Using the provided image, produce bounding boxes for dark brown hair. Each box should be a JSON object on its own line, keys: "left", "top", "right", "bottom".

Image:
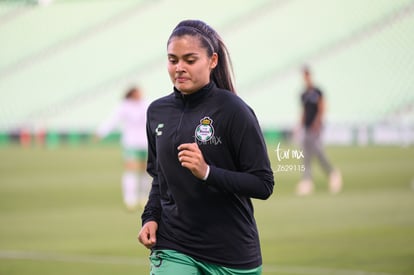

{"left": 125, "top": 87, "right": 139, "bottom": 99}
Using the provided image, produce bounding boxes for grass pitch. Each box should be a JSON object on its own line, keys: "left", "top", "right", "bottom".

{"left": 0, "top": 144, "right": 413, "bottom": 275}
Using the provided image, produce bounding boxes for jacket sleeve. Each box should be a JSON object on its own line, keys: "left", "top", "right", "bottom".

{"left": 205, "top": 104, "right": 274, "bottom": 200}
{"left": 141, "top": 112, "right": 162, "bottom": 225}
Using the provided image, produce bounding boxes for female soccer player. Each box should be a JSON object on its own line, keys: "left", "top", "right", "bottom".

{"left": 96, "top": 87, "right": 150, "bottom": 210}
{"left": 138, "top": 19, "right": 274, "bottom": 274}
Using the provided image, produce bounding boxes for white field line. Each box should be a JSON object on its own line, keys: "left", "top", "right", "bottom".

{"left": 0, "top": 250, "right": 147, "bottom": 266}
{"left": 264, "top": 264, "right": 400, "bottom": 275}
{"left": 0, "top": 250, "right": 400, "bottom": 275}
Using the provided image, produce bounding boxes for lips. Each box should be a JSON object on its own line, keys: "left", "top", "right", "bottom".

{"left": 176, "top": 76, "right": 189, "bottom": 83}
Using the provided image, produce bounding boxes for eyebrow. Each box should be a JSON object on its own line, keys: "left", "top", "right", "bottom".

{"left": 168, "top": 53, "right": 199, "bottom": 58}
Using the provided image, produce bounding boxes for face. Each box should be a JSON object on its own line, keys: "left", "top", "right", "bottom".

{"left": 303, "top": 71, "right": 312, "bottom": 88}
{"left": 131, "top": 89, "right": 141, "bottom": 100}
{"left": 167, "top": 35, "right": 217, "bottom": 94}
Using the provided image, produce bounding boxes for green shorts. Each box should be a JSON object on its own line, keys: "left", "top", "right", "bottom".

{"left": 149, "top": 250, "right": 262, "bottom": 275}
{"left": 123, "top": 148, "right": 147, "bottom": 161}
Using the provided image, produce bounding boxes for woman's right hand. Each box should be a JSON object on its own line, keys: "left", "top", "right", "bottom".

{"left": 138, "top": 221, "right": 158, "bottom": 249}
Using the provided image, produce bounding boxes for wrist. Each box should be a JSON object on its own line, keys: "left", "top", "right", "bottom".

{"left": 202, "top": 165, "right": 210, "bottom": 181}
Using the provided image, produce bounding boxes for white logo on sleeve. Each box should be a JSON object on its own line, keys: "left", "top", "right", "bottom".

{"left": 155, "top": 123, "right": 164, "bottom": 136}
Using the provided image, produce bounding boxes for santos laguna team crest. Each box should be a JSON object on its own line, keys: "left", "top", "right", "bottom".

{"left": 195, "top": 116, "right": 214, "bottom": 142}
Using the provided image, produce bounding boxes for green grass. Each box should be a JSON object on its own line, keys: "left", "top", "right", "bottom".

{"left": 0, "top": 144, "right": 413, "bottom": 275}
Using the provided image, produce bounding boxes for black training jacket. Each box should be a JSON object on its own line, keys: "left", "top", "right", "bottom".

{"left": 141, "top": 82, "right": 274, "bottom": 269}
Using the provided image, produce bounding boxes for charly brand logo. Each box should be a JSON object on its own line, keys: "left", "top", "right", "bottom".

{"left": 194, "top": 116, "right": 222, "bottom": 145}
{"left": 155, "top": 123, "right": 164, "bottom": 136}
{"left": 274, "top": 142, "right": 305, "bottom": 173}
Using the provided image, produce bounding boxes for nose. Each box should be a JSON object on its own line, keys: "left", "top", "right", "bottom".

{"left": 175, "top": 60, "right": 184, "bottom": 72}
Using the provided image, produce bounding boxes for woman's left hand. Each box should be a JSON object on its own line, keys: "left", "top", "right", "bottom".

{"left": 177, "top": 143, "right": 208, "bottom": 180}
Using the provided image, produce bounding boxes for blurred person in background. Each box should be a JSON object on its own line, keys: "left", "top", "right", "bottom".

{"left": 296, "top": 66, "right": 342, "bottom": 195}
{"left": 138, "top": 19, "right": 274, "bottom": 274}
{"left": 96, "top": 86, "right": 150, "bottom": 211}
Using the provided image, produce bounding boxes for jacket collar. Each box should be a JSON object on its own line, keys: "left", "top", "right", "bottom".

{"left": 174, "top": 82, "right": 215, "bottom": 103}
